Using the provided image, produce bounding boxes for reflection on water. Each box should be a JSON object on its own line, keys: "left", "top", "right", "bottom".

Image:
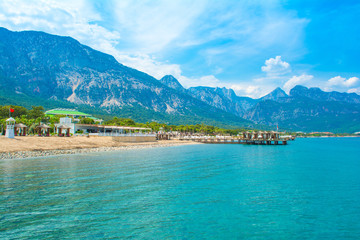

{"left": 1, "top": 138, "right": 360, "bottom": 239}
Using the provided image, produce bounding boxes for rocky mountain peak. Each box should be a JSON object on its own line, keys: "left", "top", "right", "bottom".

{"left": 290, "top": 85, "right": 315, "bottom": 97}
{"left": 261, "top": 87, "right": 288, "bottom": 101}
{"left": 159, "top": 75, "right": 185, "bottom": 92}
{"left": 214, "top": 87, "right": 237, "bottom": 100}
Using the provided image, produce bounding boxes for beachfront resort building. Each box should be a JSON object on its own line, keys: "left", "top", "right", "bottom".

{"left": 45, "top": 108, "right": 103, "bottom": 124}
{"left": 45, "top": 108, "right": 155, "bottom": 137}
{"left": 74, "top": 124, "right": 152, "bottom": 136}
{"left": 46, "top": 108, "right": 103, "bottom": 135}
{"left": 53, "top": 116, "right": 152, "bottom": 136}
{"left": 6, "top": 108, "right": 155, "bottom": 141}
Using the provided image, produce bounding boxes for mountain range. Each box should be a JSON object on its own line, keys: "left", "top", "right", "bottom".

{"left": 0, "top": 27, "right": 359, "bottom": 133}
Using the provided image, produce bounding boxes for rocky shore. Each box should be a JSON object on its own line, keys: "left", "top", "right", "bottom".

{"left": 0, "top": 136, "right": 200, "bottom": 160}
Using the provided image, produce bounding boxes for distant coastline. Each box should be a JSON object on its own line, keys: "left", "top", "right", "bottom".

{"left": 297, "top": 135, "right": 360, "bottom": 138}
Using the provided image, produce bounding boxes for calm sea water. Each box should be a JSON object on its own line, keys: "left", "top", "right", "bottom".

{"left": 1, "top": 138, "right": 360, "bottom": 239}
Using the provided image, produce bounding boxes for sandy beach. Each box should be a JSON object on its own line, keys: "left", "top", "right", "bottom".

{"left": 0, "top": 136, "right": 200, "bottom": 160}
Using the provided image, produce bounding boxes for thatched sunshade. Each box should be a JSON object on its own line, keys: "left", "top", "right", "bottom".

{"left": 57, "top": 125, "right": 71, "bottom": 129}
{"left": 36, "top": 124, "right": 51, "bottom": 136}
{"left": 57, "top": 125, "right": 71, "bottom": 137}
{"left": 14, "top": 123, "right": 28, "bottom": 136}
{"left": 15, "top": 123, "right": 27, "bottom": 128}
{"left": 37, "top": 124, "right": 51, "bottom": 129}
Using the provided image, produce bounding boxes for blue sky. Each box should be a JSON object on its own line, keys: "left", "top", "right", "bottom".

{"left": 0, "top": 0, "right": 359, "bottom": 98}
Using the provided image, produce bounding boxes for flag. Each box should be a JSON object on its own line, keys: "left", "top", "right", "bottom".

{"left": 10, "top": 108, "right": 14, "bottom": 113}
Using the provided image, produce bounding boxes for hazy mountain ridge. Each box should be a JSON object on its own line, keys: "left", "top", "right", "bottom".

{"left": 163, "top": 76, "right": 360, "bottom": 132}
{"left": 290, "top": 85, "right": 360, "bottom": 104}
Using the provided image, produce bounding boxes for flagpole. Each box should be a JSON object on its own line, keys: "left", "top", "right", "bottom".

{"left": 9, "top": 107, "right": 14, "bottom": 118}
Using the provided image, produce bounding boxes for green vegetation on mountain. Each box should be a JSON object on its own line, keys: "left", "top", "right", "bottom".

{"left": 1, "top": 27, "right": 360, "bottom": 133}
{"left": 0, "top": 27, "right": 252, "bottom": 129}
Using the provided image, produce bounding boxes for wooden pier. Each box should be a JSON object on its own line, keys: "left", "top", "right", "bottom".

{"left": 187, "top": 138, "right": 288, "bottom": 145}
{"left": 178, "top": 131, "right": 294, "bottom": 145}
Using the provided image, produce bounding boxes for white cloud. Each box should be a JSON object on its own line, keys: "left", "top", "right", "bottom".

{"left": 325, "top": 76, "right": 360, "bottom": 94}
{"left": 231, "top": 84, "right": 262, "bottom": 98}
{"left": 261, "top": 56, "right": 290, "bottom": 75}
{"left": 283, "top": 74, "right": 314, "bottom": 92}
{"left": 346, "top": 77, "right": 359, "bottom": 87}
{"left": 347, "top": 88, "right": 360, "bottom": 94}
{"left": 328, "top": 76, "right": 359, "bottom": 87}
{"left": 328, "top": 76, "right": 345, "bottom": 86}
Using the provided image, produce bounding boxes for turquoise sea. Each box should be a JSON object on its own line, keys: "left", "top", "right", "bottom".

{"left": 1, "top": 137, "right": 360, "bottom": 239}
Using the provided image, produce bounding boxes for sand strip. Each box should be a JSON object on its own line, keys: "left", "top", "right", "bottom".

{"left": 0, "top": 136, "right": 200, "bottom": 160}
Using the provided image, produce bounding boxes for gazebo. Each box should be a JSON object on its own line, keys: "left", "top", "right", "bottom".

{"left": 57, "top": 125, "right": 71, "bottom": 137}
{"left": 258, "top": 131, "right": 264, "bottom": 139}
{"left": 14, "top": 123, "right": 27, "bottom": 136}
{"left": 242, "top": 131, "right": 251, "bottom": 139}
{"left": 37, "top": 124, "right": 51, "bottom": 137}
{"left": 270, "top": 131, "right": 280, "bottom": 140}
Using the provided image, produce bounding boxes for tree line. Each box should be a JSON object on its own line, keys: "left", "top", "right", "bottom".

{"left": 101, "top": 117, "right": 248, "bottom": 135}
{"left": 0, "top": 104, "right": 249, "bottom": 135}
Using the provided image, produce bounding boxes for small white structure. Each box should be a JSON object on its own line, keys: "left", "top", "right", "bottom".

{"left": 5, "top": 117, "right": 15, "bottom": 139}
{"left": 55, "top": 117, "right": 75, "bottom": 134}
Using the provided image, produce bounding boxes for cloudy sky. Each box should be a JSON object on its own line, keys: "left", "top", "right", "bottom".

{"left": 0, "top": 0, "right": 359, "bottom": 98}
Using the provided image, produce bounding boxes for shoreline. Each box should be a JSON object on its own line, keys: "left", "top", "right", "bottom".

{"left": 1, "top": 135, "right": 358, "bottom": 160}
{"left": 297, "top": 135, "right": 360, "bottom": 138}
{"left": 0, "top": 136, "right": 201, "bottom": 160}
